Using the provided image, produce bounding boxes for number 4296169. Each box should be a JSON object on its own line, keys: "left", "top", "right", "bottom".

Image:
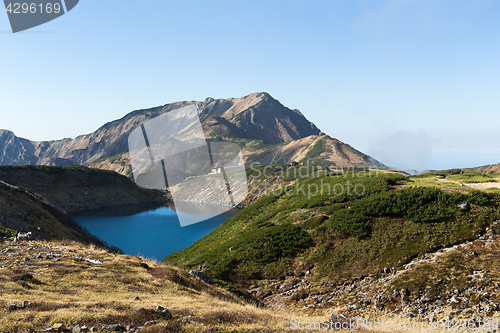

{"left": 5, "top": 2, "right": 61, "bottom": 14}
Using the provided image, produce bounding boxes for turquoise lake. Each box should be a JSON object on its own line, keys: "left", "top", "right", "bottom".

{"left": 73, "top": 203, "right": 239, "bottom": 261}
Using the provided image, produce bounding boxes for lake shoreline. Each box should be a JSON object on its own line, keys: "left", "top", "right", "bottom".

{"left": 73, "top": 204, "right": 240, "bottom": 261}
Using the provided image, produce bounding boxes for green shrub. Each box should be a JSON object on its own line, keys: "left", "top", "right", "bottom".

{"left": 213, "top": 278, "right": 240, "bottom": 295}
{"left": 0, "top": 227, "right": 17, "bottom": 238}
{"left": 468, "top": 190, "right": 490, "bottom": 205}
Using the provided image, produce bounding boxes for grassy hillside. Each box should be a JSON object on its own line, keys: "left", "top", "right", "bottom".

{"left": 165, "top": 171, "right": 500, "bottom": 286}
{"left": 0, "top": 180, "right": 109, "bottom": 247}
{"left": 0, "top": 165, "right": 167, "bottom": 213}
{"left": 0, "top": 239, "right": 331, "bottom": 333}
{"left": 464, "top": 162, "right": 500, "bottom": 175}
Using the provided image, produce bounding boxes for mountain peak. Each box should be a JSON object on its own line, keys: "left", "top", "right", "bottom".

{"left": 0, "top": 93, "right": 379, "bottom": 170}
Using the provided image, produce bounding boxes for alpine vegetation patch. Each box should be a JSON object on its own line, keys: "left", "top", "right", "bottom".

{"left": 284, "top": 178, "right": 367, "bottom": 200}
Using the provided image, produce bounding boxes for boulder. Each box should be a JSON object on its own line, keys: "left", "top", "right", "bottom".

{"left": 17, "top": 232, "right": 32, "bottom": 240}
{"left": 155, "top": 306, "right": 172, "bottom": 319}
{"left": 189, "top": 269, "right": 213, "bottom": 283}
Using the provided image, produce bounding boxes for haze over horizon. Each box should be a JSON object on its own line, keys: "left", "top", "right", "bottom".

{"left": 1, "top": 0, "right": 499, "bottom": 171}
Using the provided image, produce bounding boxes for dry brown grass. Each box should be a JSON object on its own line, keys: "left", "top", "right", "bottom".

{"left": 0, "top": 240, "right": 350, "bottom": 333}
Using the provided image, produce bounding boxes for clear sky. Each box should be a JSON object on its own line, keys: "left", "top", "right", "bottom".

{"left": 1, "top": 0, "right": 499, "bottom": 171}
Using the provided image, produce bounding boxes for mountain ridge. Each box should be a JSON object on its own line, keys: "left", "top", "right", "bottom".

{"left": 0, "top": 93, "right": 381, "bottom": 174}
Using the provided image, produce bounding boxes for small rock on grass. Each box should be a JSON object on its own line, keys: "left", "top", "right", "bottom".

{"left": 52, "top": 323, "right": 65, "bottom": 331}
{"left": 105, "top": 324, "right": 125, "bottom": 332}
{"left": 155, "top": 305, "right": 172, "bottom": 319}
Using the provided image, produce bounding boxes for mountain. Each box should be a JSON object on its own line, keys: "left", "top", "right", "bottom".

{"left": 0, "top": 129, "right": 37, "bottom": 165}
{"left": 0, "top": 93, "right": 381, "bottom": 176}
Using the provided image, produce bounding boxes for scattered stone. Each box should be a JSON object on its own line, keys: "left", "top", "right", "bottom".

{"left": 155, "top": 305, "right": 172, "bottom": 319}
{"left": 89, "top": 328, "right": 97, "bottom": 333}
{"left": 132, "top": 296, "right": 140, "bottom": 301}
{"left": 73, "top": 325, "right": 81, "bottom": 333}
{"left": 330, "top": 313, "right": 347, "bottom": 320}
{"left": 104, "top": 324, "right": 125, "bottom": 332}
{"left": 457, "top": 201, "right": 469, "bottom": 209}
{"left": 85, "top": 258, "right": 102, "bottom": 264}
{"left": 125, "top": 325, "right": 136, "bottom": 332}
{"left": 17, "top": 232, "right": 32, "bottom": 240}
{"left": 144, "top": 320, "right": 158, "bottom": 327}
{"left": 21, "top": 301, "right": 30, "bottom": 308}
{"left": 52, "top": 323, "right": 65, "bottom": 331}
{"left": 189, "top": 269, "right": 213, "bottom": 283}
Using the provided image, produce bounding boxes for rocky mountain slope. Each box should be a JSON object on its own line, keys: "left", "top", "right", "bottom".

{"left": 89, "top": 134, "right": 380, "bottom": 178}
{"left": 0, "top": 93, "right": 381, "bottom": 176}
{"left": 0, "top": 130, "right": 37, "bottom": 165}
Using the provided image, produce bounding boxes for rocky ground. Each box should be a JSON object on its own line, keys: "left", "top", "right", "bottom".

{"left": 244, "top": 225, "right": 500, "bottom": 331}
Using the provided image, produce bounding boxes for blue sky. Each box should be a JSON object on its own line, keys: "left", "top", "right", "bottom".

{"left": 1, "top": 0, "right": 499, "bottom": 171}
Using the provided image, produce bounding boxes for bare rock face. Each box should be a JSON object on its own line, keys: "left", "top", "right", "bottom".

{"left": 198, "top": 92, "right": 322, "bottom": 144}
{"left": 0, "top": 130, "right": 37, "bottom": 165}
